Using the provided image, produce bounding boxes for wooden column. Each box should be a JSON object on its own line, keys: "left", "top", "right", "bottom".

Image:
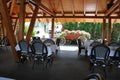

{"left": 18, "top": 0, "right": 25, "bottom": 41}
{"left": 26, "top": 5, "right": 39, "bottom": 43}
{"left": 0, "top": 0, "right": 19, "bottom": 62}
{"left": 102, "top": 18, "right": 106, "bottom": 42}
{"left": 51, "top": 17, "right": 54, "bottom": 38}
{"left": 107, "top": 18, "right": 111, "bottom": 45}
{"left": 14, "top": 18, "right": 18, "bottom": 33}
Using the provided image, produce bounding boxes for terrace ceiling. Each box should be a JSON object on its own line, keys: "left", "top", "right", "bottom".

{"left": 7, "top": 0, "right": 120, "bottom": 22}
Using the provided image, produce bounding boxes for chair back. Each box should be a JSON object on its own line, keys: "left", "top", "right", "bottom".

{"left": 90, "top": 41, "right": 101, "bottom": 47}
{"left": 113, "top": 47, "right": 120, "bottom": 61}
{"left": 109, "top": 42, "right": 119, "bottom": 47}
{"left": 32, "top": 41, "right": 47, "bottom": 55}
{"left": 31, "top": 37, "right": 42, "bottom": 44}
{"left": 1, "top": 37, "right": 9, "bottom": 46}
{"left": 18, "top": 40, "right": 29, "bottom": 53}
{"left": 84, "top": 73, "right": 105, "bottom": 80}
{"left": 91, "top": 44, "right": 110, "bottom": 61}
{"left": 43, "top": 39, "right": 55, "bottom": 45}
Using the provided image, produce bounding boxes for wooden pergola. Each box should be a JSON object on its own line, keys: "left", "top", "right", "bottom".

{"left": 0, "top": 0, "right": 120, "bottom": 62}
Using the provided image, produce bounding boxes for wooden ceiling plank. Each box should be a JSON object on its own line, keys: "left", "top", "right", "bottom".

{"left": 0, "top": 0, "right": 19, "bottom": 62}
{"left": 83, "top": 0, "right": 86, "bottom": 16}
{"left": 60, "top": 0, "right": 64, "bottom": 16}
{"left": 48, "top": 0, "right": 54, "bottom": 11}
{"left": 72, "top": 0, "right": 75, "bottom": 16}
{"left": 105, "top": 0, "right": 120, "bottom": 16}
{"left": 95, "top": 0, "right": 98, "bottom": 16}
{"left": 30, "top": 0, "right": 54, "bottom": 16}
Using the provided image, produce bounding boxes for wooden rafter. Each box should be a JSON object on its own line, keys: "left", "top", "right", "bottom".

{"left": 71, "top": 0, "right": 75, "bottom": 16}
{"left": 95, "top": 0, "right": 98, "bottom": 16}
{"left": 60, "top": 0, "right": 64, "bottom": 16}
{"left": 30, "top": 0, "right": 54, "bottom": 16}
{"left": 28, "top": 3, "right": 34, "bottom": 12}
{"left": 83, "top": 0, "right": 86, "bottom": 16}
{"left": 28, "top": 3, "right": 42, "bottom": 22}
{"left": 105, "top": 0, "right": 120, "bottom": 16}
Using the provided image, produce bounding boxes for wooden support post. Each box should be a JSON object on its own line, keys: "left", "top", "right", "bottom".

{"left": 107, "top": 18, "right": 111, "bottom": 45}
{"left": 18, "top": 0, "right": 25, "bottom": 41}
{"left": 51, "top": 17, "right": 54, "bottom": 38}
{"left": 26, "top": 5, "right": 39, "bottom": 43}
{"left": 14, "top": 18, "right": 18, "bottom": 33}
{"left": 0, "top": 0, "right": 20, "bottom": 62}
{"left": 102, "top": 18, "right": 106, "bottom": 42}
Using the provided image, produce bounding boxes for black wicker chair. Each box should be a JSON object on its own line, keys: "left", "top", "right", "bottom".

{"left": 89, "top": 44, "right": 110, "bottom": 77}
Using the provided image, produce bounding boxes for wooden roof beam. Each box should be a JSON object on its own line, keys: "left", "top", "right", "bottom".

{"left": 26, "top": 4, "right": 39, "bottom": 43}
{"left": 0, "top": 0, "right": 19, "bottom": 62}
{"left": 30, "top": 0, "right": 55, "bottom": 16}
{"left": 105, "top": 0, "right": 120, "bottom": 16}
{"left": 10, "top": 0, "right": 15, "bottom": 16}
{"left": 18, "top": 0, "right": 26, "bottom": 41}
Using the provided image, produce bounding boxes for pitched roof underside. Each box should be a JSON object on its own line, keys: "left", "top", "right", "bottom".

{"left": 7, "top": 0, "right": 120, "bottom": 23}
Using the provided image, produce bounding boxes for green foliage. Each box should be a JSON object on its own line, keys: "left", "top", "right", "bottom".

{"left": 24, "top": 26, "right": 36, "bottom": 37}
{"left": 24, "top": 26, "right": 28, "bottom": 36}
{"left": 111, "top": 23, "right": 120, "bottom": 42}
{"left": 63, "top": 22, "right": 102, "bottom": 39}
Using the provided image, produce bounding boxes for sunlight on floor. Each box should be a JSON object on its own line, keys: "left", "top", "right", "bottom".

{"left": 60, "top": 45, "right": 78, "bottom": 51}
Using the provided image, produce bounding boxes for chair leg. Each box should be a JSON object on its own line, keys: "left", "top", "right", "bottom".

{"left": 78, "top": 49, "right": 81, "bottom": 56}
{"left": 85, "top": 49, "right": 88, "bottom": 57}
{"left": 103, "top": 67, "right": 107, "bottom": 79}
{"left": 32, "top": 57, "right": 38, "bottom": 69}
{"left": 46, "top": 56, "right": 54, "bottom": 68}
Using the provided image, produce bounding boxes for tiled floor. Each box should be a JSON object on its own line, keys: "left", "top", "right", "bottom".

{"left": 0, "top": 45, "right": 120, "bottom": 80}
